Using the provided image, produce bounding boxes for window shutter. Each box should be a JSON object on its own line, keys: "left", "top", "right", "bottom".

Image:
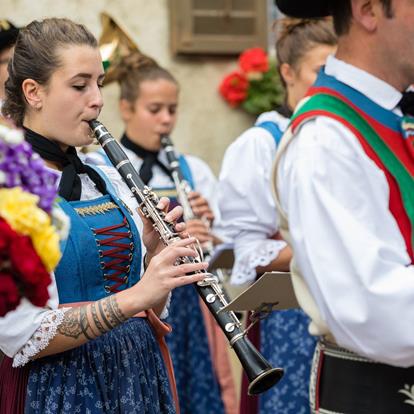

{"left": 170, "top": 0, "right": 269, "bottom": 55}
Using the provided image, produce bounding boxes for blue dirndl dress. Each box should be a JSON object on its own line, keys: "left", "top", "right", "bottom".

{"left": 25, "top": 172, "right": 176, "bottom": 414}
{"left": 259, "top": 310, "right": 316, "bottom": 414}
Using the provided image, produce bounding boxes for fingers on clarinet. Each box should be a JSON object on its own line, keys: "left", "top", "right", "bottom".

{"left": 166, "top": 247, "right": 196, "bottom": 261}
{"left": 156, "top": 197, "right": 170, "bottom": 212}
{"left": 187, "top": 191, "right": 200, "bottom": 200}
{"left": 173, "top": 270, "right": 208, "bottom": 286}
{"left": 165, "top": 205, "right": 183, "bottom": 222}
{"left": 196, "top": 235, "right": 213, "bottom": 244}
{"left": 173, "top": 261, "right": 208, "bottom": 275}
{"left": 174, "top": 222, "right": 186, "bottom": 232}
{"left": 178, "top": 231, "right": 191, "bottom": 240}
{"left": 192, "top": 207, "right": 212, "bottom": 217}
{"left": 136, "top": 208, "right": 146, "bottom": 220}
{"left": 190, "top": 199, "right": 207, "bottom": 209}
{"left": 170, "top": 236, "right": 196, "bottom": 247}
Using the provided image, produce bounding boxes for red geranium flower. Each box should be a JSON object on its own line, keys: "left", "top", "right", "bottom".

{"left": 0, "top": 272, "right": 21, "bottom": 317}
{"left": 239, "top": 47, "right": 269, "bottom": 74}
{"left": 219, "top": 71, "right": 249, "bottom": 107}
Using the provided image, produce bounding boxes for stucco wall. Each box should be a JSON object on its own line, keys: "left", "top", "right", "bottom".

{"left": 3, "top": 0, "right": 256, "bottom": 175}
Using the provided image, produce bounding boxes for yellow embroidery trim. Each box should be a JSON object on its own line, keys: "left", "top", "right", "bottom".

{"left": 75, "top": 201, "right": 119, "bottom": 216}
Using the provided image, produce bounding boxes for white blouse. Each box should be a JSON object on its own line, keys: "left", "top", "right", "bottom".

{"left": 276, "top": 55, "right": 414, "bottom": 367}
{"left": 217, "top": 111, "right": 288, "bottom": 285}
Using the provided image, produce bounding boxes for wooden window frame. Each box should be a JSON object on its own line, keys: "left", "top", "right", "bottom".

{"left": 169, "top": 0, "right": 269, "bottom": 55}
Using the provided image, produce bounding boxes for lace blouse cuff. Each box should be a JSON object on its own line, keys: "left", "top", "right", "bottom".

{"left": 12, "top": 308, "right": 70, "bottom": 367}
{"left": 159, "top": 292, "right": 172, "bottom": 320}
{"left": 230, "top": 239, "right": 287, "bottom": 285}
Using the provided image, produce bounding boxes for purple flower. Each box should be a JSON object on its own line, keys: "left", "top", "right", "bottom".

{"left": 0, "top": 130, "right": 59, "bottom": 212}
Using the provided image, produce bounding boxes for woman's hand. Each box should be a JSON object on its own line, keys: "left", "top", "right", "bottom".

{"left": 138, "top": 197, "right": 186, "bottom": 261}
{"left": 188, "top": 191, "right": 215, "bottom": 223}
{"left": 185, "top": 219, "right": 213, "bottom": 245}
{"left": 133, "top": 237, "right": 207, "bottom": 311}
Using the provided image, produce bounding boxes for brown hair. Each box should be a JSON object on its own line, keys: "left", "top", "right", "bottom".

{"left": 2, "top": 18, "right": 97, "bottom": 126}
{"left": 117, "top": 52, "right": 178, "bottom": 104}
{"left": 275, "top": 17, "right": 337, "bottom": 87}
{"left": 332, "top": 0, "right": 393, "bottom": 36}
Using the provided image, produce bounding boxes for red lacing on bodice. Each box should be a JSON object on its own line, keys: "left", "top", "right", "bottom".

{"left": 93, "top": 217, "right": 133, "bottom": 293}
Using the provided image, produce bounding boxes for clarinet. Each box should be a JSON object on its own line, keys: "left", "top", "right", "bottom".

{"left": 160, "top": 135, "right": 216, "bottom": 254}
{"left": 160, "top": 134, "right": 236, "bottom": 302}
{"left": 89, "top": 120, "right": 283, "bottom": 395}
{"left": 160, "top": 135, "right": 195, "bottom": 222}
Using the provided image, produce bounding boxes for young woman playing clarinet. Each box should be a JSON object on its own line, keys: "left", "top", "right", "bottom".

{"left": 0, "top": 17, "right": 208, "bottom": 414}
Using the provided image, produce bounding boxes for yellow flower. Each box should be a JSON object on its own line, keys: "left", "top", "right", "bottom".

{"left": 0, "top": 188, "right": 48, "bottom": 232}
{"left": 32, "top": 224, "right": 61, "bottom": 271}
{"left": 0, "top": 187, "right": 61, "bottom": 271}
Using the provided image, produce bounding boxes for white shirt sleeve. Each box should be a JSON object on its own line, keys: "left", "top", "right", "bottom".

{"left": 217, "top": 127, "right": 287, "bottom": 285}
{"left": 278, "top": 116, "right": 414, "bottom": 367}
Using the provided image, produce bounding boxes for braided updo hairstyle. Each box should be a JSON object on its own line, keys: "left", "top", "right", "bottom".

{"left": 116, "top": 52, "right": 178, "bottom": 105}
{"left": 2, "top": 18, "right": 97, "bottom": 126}
{"left": 275, "top": 17, "right": 337, "bottom": 89}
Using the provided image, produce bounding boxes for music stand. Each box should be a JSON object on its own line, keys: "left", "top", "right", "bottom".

{"left": 221, "top": 272, "right": 299, "bottom": 313}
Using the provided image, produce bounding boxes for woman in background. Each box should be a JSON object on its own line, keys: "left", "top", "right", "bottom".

{"left": 88, "top": 52, "right": 236, "bottom": 414}
{"left": 0, "top": 19, "right": 19, "bottom": 124}
{"left": 217, "top": 17, "right": 337, "bottom": 414}
{"left": 0, "top": 17, "right": 207, "bottom": 414}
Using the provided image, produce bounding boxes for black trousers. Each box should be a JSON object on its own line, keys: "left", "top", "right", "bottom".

{"left": 310, "top": 341, "right": 414, "bottom": 414}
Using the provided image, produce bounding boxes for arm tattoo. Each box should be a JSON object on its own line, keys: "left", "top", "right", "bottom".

{"left": 57, "top": 307, "right": 83, "bottom": 339}
{"left": 103, "top": 295, "right": 127, "bottom": 326}
{"left": 57, "top": 296, "right": 128, "bottom": 340}
{"left": 98, "top": 297, "right": 114, "bottom": 331}
{"left": 79, "top": 306, "right": 95, "bottom": 340}
{"left": 91, "top": 302, "right": 108, "bottom": 335}
{"left": 109, "top": 295, "right": 127, "bottom": 324}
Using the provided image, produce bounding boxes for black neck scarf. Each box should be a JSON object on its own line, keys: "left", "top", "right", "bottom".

{"left": 120, "top": 133, "right": 171, "bottom": 184}
{"left": 24, "top": 127, "right": 107, "bottom": 201}
{"left": 398, "top": 91, "right": 414, "bottom": 116}
{"left": 276, "top": 104, "right": 293, "bottom": 119}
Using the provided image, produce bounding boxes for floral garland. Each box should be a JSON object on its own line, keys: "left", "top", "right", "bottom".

{"left": 219, "top": 47, "right": 284, "bottom": 115}
{"left": 0, "top": 124, "right": 69, "bottom": 317}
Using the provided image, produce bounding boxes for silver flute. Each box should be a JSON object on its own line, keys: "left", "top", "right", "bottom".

{"left": 89, "top": 119, "right": 283, "bottom": 395}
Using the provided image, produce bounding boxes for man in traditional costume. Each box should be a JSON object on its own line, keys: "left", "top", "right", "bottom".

{"left": 273, "top": 0, "right": 414, "bottom": 413}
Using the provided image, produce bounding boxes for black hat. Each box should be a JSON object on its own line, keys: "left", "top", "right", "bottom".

{"left": 275, "top": 0, "right": 332, "bottom": 18}
{"left": 0, "top": 20, "right": 19, "bottom": 53}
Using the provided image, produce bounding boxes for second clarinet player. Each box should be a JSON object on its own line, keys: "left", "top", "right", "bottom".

{"left": 89, "top": 119, "right": 284, "bottom": 395}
